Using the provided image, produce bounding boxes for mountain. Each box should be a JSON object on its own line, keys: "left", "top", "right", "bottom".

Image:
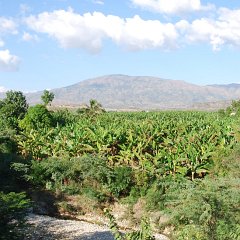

{"left": 3, "top": 75, "right": 240, "bottom": 110}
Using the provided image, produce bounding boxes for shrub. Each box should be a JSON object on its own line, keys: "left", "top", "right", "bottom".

{"left": 104, "top": 209, "right": 155, "bottom": 240}
{"left": 12, "top": 155, "right": 112, "bottom": 196}
{"left": 0, "top": 128, "right": 17, "bottom": 159}
{"left": 19, "top": 104, "right": 53, "bottom": 131}
{"left": 108, "top": 166, "right": 133, "bottom": 197}
{"left": 0, "top": 191, "right": 30, "bottom": 240}
{"left": 51, "top": 109, "right": 76, "bottom": 126}
{"left": 167, "top": 177, "right": 240, "bottom": 240}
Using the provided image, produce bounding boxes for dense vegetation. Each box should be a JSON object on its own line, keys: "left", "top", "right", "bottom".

{"left": 0, "top": 90, "right": 239, "bottom": 239}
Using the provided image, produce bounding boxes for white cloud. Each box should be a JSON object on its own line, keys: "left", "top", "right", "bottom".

{"left": 178, "top": 8, "right": 240, "bottom": 50}
{"left": 22, "top": 32, "right": 39, "bottom": 42}
{"left": 25, "top": 9, "right": 179, "bottom": 52}
{"left": 0, "top": 49, "right": 20, "bottom": 72}
{"left": 0, "top": 18, "right": 18, "bottom": 52}
{"left": 0, "top": 17, "right": 18, "bottom": 35}
{"left": 118, "top": 15, "right": 178, "bottom": 50}
{"left": 24, "top": 7, "right": 240, "bottom": 52}
{"left": 131, "top": 0, "right": 214, "bottom": 15}
{"left": 25, "top": 9, "right": 107, "bottom": 53}
{"left": 0, "top": 17, "right": 18, "bottom": 49}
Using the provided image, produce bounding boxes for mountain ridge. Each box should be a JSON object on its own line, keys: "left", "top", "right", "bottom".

{"left": 1, "top": 75, "right": 240, "bottom": 110}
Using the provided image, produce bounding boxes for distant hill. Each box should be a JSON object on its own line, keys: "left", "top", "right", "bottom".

{"left": 2, "top": 75, "right": 240, "bottom": 110}
{"left": 0, "top": 93, "right": 5, "bottom": 99}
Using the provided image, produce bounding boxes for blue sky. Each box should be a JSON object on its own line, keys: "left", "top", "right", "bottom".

{"left": 0, "top": 0, "right": 240, "bottom": 92}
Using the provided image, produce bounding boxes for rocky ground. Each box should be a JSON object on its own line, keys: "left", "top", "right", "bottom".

{"left": 24, "top": 214, "right": 169, "bottom": 240}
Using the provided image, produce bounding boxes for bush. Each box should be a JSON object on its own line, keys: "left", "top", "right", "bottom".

{"left": 176, "top": 225, "right": 207, "bottom": 240}
{"left": 144, "top": 175, "right": 190, "bottom": 211}
{"left": 13, "top": 156, "right": 135, "bottom": 200}
{"left": 0, "top": 128, "right": 17, "bottom": 159}
{"left": 167, "top": 177, "right": 240, "bottom": 240}
{"left": 0, "top": 191, "right": 30, "bottom": 240}
{"left": 145, "top": 182, "right": 166, "bottom": 211}
{"left": 19, "top": 104, "right": 53, "bottom": 131}
{"left": 104, "top": 209, "right": 155, "bottom": 240}
{"left": 108, "top": 166, "right": 133, "bottom": 197}
{"left": 52, "top": 109, "right": 77, "bottom": 127}
{"left": 12, "top": 155, "right": 112, "bottom": 196}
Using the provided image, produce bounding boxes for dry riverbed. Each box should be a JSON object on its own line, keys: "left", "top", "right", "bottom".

{"left": 24, "top": 214, "right": 169, "bottom": 240}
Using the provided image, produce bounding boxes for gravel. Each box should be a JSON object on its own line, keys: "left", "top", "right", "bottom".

{"left": 25, "top": 214, "right": 169, "bottom": 240}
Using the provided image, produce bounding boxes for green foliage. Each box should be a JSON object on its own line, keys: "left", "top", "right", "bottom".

{"left": 104, "top": 208, "right": 123, "bottom": 240}
{"left": 167, "top": 177, "right": 240, "bottom": 240}
{"left": 19, "top": 104, "right": 53, "bottom": 131}
{"left": 77, "top": 99, "right": 105, "bottom": 116}
{"left": 0, "top": 191, "right": 30, "bottom": 240}
{"left": 83, "top": 187, "right": 108, "bottom": 202}
{"left": 89, "top": 99, "right": 105, "bottom": 112}
{"left": 41, "top": 90, "right": 54, "bottom": 106}
{"left": 17, "top": 111, "right": 236, "bottom": 177}
{"left": 12, "top": 155, "right": 111, "bottom": 196}
{"left": 217, "top": 109, "right": 225, "bottom": 117}
{"left": 1, "top": 91, "right": 28, "bottom": 119}
{"left": 175, "top": 225, "right": 207, "bottom": 240}
{"left": 13, "top": 157, "right": 81, "bottom": 193}
{"left": 104, "top": 209, "right": 155, "bottom": 240}
{"left": 145, "top": 180, "right": 168, "bottom": 211}
{"left": 218, "top": 99, "right": 240, "bottom": 117}
{"left": 0, "top": 128, "right": 21, "bottom": 193}
{"left": 230, "top": 100, "right": 240, "bottom": 115}
{"left": 51, "top": 109, "right": 77, "bottom": 126}
{"left": 0, "top": 128, "right": 17, "bottom": 157}
{"left": 126, "top": 218, "right": 155, "bottom": 240}
{"left": 108, "top": 166, "right": 133, "bottom": 197}
{"left": 0, "top": 91, "right": 28, "bottom": 129}
{"left": 5, "top": 110, "right": 240, "bottom": 239}
{"left": 13, "top": 156, "right": 135, "bottom": 199}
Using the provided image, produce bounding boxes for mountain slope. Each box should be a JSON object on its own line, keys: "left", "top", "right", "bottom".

{"left": 3, "top": 75, "right": 240, "bottom": 110}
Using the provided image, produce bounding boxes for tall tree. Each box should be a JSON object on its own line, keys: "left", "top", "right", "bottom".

{"left": 41, "top": 90, "right": 54, "bottom": 106}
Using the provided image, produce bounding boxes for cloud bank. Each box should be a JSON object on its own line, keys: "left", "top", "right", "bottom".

{"left": 24, "top": 7, "right": 240, "bottom": 52}
{"left": 177, "top": 8, "right": 240, "bottom": 50}
{"left": 25, "top": 9, "right": 178, "bottom": 52}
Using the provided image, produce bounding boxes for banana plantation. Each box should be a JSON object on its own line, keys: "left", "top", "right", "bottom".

{"left": 18, "top": 111, "right": 236, "bottom": 180}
